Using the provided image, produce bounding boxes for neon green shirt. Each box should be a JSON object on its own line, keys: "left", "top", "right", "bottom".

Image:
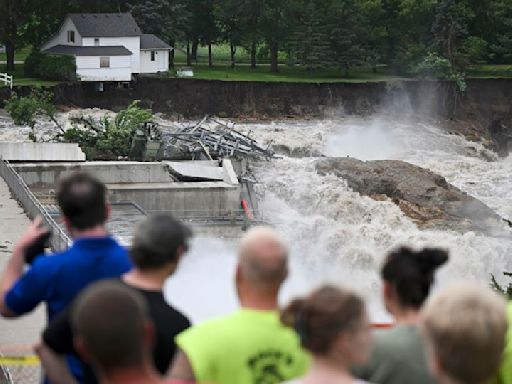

{"left": 176, "top": 309, "right": 310, "bottom": 384}
{"left": 495, "top": 302, "right": 512, "bottom": 384}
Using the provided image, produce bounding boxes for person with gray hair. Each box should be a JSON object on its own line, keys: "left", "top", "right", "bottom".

{"left": 420, "top": 283, "right": 508, "bottom": 384}
{"left": 72, "top": 280, "right": 185, "bottom": 384}
{"left": 37, "top": 214, "right": 192, "bottom": 384}
{"left": 170, "top": 226, "right": 310, "bottom": 384}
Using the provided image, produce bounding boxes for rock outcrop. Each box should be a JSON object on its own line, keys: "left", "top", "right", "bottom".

{"left": 315, "top": 157, "right": 506, "bottom": 233}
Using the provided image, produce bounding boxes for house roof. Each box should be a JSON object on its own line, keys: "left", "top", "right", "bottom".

{"left": 42, "top": 45, "right": 133, "bottom": 56}
{"left": 140, "top": 34, "right": 172, "bottom": 50}
{"left": 68, "top": 13, "right": 141, "bottom": 37}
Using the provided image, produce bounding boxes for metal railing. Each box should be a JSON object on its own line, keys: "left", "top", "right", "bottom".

{"left": 0, "top": 159, "right": 70, "bottom": 251}
{"left": 0, "top": 72, "right": 13, "bottom": 89}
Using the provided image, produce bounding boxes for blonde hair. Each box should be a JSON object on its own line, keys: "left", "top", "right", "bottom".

{"left": 420, "top": 283, "right": 508, "bottom": 384}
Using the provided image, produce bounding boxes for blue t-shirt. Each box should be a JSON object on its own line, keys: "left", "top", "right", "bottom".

{"left": 5, "top": 236, "right": 132, "bottom": 382}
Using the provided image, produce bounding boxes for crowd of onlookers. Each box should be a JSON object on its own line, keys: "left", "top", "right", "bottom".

{"left": 0, "top": 171, "right": 511, "bottom": 384}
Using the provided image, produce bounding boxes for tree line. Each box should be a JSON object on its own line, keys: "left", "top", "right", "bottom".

{"left": 1, "top": 0, "right": 512, "bottom": 75}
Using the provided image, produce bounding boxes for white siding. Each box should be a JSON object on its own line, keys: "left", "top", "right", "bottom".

{"left": 140, "top": 49, "right": 169, "bottom": 73}
{"left": 41, "top": 18, "right": 82, "bottom": 50}
{"left": 76, "top": 55, "right": 132, "bottom": 81}
{"left": 95, "top": 37, "right": 140, "bottom": 73}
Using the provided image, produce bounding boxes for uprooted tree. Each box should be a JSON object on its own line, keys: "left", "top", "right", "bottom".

{"left": 61, "top": 101, "right": 153, "bottom": 160}
{"left": 491, "top": 271, "right": 512, "bottom": 300}
{"left": 5, "top": 89, "right": 63, "bottom": 142}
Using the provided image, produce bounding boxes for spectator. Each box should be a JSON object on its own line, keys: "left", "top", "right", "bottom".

{"left": 494, "top": 302, "right": 512, "bottom": 383}
{"left": 420, "top": 283, "right": 507, "bottom": 384}
{"left": 37, "top": 214, "right": 192, "bottom": 384}
{"left": 71, "top": 280, "right": 187, "bottom": 384}
{"left": 281, "top": 285, "right": 373, "bottom": 384}
{"left": 0, "top": 172, "right": 131, "bottom": 382}
{"left": 354, "top": 247, "right": 448, "bottom": 384}
{"left": 170, "top": 226, "right": 309, "bottom": 384}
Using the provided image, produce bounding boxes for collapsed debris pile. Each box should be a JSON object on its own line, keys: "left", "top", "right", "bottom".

{"left": 160, "top": 116, "right": 275, "bottom": 161}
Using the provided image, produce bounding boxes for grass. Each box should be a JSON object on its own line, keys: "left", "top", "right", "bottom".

{"left": 0, "top": 46, "right": 32, "bottom": 62}
{"left": 170, "top": 62, "right": 406, "bottom": 83}
{"left": 0, "top": 64, "right": 60, "bottom": 87}
{"left": 466, "top": 64, "right": 512, "bottom": 78}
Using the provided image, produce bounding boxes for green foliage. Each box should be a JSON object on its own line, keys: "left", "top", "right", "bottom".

{"left": 491, "top": 272, "right": 512, "bottom": 300}
{"left": 5, "top": 89, "right": 58, "bottom": 142}
{"left": 24, "top": 51, "right": 76, "bottom": 81}
{"left": 62, "top": 101, "right": 153, "bottom": 160}
{"left": 414, "top": 53, "right": 467, "bottom": 91}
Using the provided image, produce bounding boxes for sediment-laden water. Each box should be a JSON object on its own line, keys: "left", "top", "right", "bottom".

{"left": 1, "top": 108, "right": 511, "bottom": 322}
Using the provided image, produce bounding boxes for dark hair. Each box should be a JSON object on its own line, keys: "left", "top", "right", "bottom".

{"left": 56, "top": 172, "right": 107, "bottom": 230}
{"left": 71, "top": 280, "right": 149, "bottom": 370}
{"left": 381, "top": 247, "right": 448, "bottom": 308}
{"left": 129, "top": 214, "right": 192, "bottom": 271}
{"left": 281, "top": 285, "right": 366, "bottom": 355}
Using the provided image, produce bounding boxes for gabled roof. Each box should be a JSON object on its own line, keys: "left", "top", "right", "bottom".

{"left": 68, "top": 13, "right": 141, "bottom": 37}
{"left": 140, "top": 34, "right": 172, "bottom": 50}
{"left": 42, "top": 45, "right": 133, "bottom": 56}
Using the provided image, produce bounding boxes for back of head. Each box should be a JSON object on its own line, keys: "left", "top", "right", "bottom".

{"left": 130, "top": 213, "right": 192, "bottom": 271}
{"left": 382, "top": 247, "right": 448, "bottom": 308}
{"left": 420, "top": 283, "right": 507, "bottom": 384}
{"left": 281, "top": 285, "right": 366, "bottom": 356}
{"left": 57, "top": 171, "right": 107, "bottom": 230}
{"left": 238, "top": 226, "right": 288, "bottom": 290}
{"left": 71, "top": 280, "right": 150, "bottom": 372}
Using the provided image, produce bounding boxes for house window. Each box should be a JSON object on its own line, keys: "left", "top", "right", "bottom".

{"left": 94, "top": 38, "right": 100, "bottom": 46}
{"left": 100, "top": 57, "right": 110, "bottom": 68}
{"left": 67, "top": 30, "right": 75, "bottom": 43}
{"left": 151, "top": 51, "right": 156, "bottom": 61}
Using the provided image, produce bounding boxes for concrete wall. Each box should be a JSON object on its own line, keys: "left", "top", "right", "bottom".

{"left": 107, "top": 182, "right": 241, "bottom": 217}
{"left": 0, "top": 143, "right": 85, "bottom": 162}
{"left": 13, "top": 162, "right": 172, "bottom": 187}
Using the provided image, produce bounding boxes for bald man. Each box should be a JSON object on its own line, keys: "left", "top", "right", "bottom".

{"left": 170, "top": 227, "right": 309, "bottom": 384}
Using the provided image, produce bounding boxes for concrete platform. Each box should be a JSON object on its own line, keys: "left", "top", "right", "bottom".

{"left": 13, "top": 161, "right": 173, "bottom": 186}
{"left": 107, "top": 182, "right": 241, "bottom": 217}
{"left": 0, "top": 142, "right": 85, "bottom": 162}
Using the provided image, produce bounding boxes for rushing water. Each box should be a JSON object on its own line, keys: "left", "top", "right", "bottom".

{"left": 167, "top": 114, "right": 512, "bottom": 323}
{"left": 1, "top": 108, "right": 511, "bottom": 322}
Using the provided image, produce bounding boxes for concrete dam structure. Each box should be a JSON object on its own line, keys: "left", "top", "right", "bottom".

{"left": 11, "top": 160, "right": 249, "bottom": 243}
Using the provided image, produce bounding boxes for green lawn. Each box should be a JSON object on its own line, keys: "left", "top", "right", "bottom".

{"left": 0, "top": 46, "right": 32, "bottom": 62}
{"left": 466, "top": 64, "right": 512, "bottom": 78}
{"left": 0, "top": 64, "right": 60, "bottom": 87}
{"left": 169, "top": 63, "right": 407, "bottom": 83}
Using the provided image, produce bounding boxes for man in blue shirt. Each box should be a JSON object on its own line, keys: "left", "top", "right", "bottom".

{"left": 0, "top": 171, "right": 132, "bottom": 381}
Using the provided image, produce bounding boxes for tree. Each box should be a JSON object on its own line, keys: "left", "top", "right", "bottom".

{"left": 189, "top": 0, "right": 219, "bottom": 67}
{"left": 130, "top": 0, "right": 191, "bottom": 68}
{"left": 329, "top": 0, "right": 369, "bottom": 76}
{"left": 5, "top": 89, "right": 62, "bottom": 142}
{"left": 62, "top": 101, "right": 153, "bottom": 160}
{"left": 431, "top": 0, "right": 472, "bottom": 68}
{"left": 214, "top": 0, "right": 245, "bottom": 68}
{"left": 289, "top": 0, "right": 334, "bottom": 70}
{"left": 0, "top": 0, "right": 35, "bottom": 71}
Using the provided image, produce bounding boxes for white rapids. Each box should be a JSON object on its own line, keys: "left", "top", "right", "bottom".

{"left": 170, "top": 114, "right": 512, "bottom": 323}
{"left": 1, "top": 108, "right": 511, "bottom": 322}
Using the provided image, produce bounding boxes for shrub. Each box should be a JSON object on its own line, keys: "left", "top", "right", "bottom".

{"left": 62, "top": 101, "right": 153, "bottom": 160}
{"left": 5, "top": 89, "right": 61, "bottom": 142}
{"left": 24, "top": 51, "right": 76, "bottom": 81}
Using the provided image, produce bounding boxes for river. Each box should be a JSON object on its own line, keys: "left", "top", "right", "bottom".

{"left": 1, "top": 108, "right": 511, "bottom": 323}
{"left": 166, "top": 113, "right": 512, "bottom": 323}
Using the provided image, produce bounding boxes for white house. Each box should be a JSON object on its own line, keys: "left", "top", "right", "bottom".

{"left": 41, "top": 13, "right": 172, "bottom": 82}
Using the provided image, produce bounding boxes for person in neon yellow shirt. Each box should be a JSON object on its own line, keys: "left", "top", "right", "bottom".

{"left": 495, "top": 302, "right": 512, "bottom": 384}
{"left": 170, "top": 227, "right": 310, "bottom": 384}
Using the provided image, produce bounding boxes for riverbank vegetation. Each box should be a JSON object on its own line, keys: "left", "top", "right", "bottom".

{"left": 2, "top": 1, "right": 512, "bottom": 85}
